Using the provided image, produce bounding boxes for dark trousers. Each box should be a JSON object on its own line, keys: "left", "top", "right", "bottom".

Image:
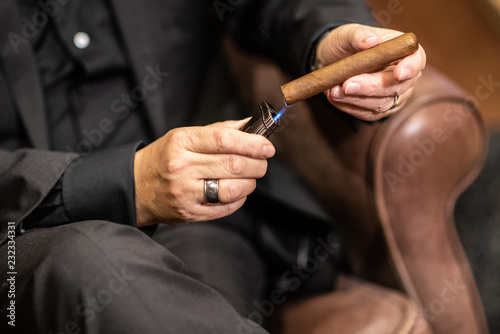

{"left": 0, "top": 202, "right": 337, "bottom": 333}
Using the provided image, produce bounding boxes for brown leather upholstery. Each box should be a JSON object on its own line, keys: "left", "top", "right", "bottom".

{"left": 273, "top": 274, "right": 432, "bottom": 334}
{"left": 368, "top": 70, "right": 489, "bottom": 334}
{"left": 224, "top": 40, "right": 489, "bottom": 333}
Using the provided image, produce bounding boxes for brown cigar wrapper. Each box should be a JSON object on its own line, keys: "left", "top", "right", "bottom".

{"left": 281, "top": 32, "right": 419, "bottom": 106}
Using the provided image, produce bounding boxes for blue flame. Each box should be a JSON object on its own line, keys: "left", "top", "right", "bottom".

{"left": 273, "top": 106, "right": 287, "bottom": 122}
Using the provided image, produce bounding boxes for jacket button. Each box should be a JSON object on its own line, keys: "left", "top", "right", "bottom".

{"left": 73, "top": 32, "right": 90, "bottom": 49}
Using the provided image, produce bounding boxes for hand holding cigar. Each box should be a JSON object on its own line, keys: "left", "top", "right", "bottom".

{"left": 241, "top": 29, "right": 425, "bottom": 137}
{"left": 281, "top": 33, "right": 419, "bottom": 106}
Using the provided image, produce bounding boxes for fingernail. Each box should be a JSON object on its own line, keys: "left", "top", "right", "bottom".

{"left": 263, "top": 145, "right": 275, "bottom": 158}
{"left": 363, "top": 34, "right": 380, "bottom": 46}
{"left": 345, "top": 82, "right": 360, "bottom": 95}
{"left": 332, "top": 86, "right": 344, "bottom": 99}
{"left": 399, "top": 68, "right": 410, "bottom": 81}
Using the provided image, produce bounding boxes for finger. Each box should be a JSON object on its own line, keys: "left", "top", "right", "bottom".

{"left": 320, "top": 25, "right": 425, "bottom": 82}
{"left": 206, "top": 117, "right": 251, "bottom": 130}
{"left": 318, "top": 24, "right": 385, "bottom": 65}
{"left": 393, "top": 45, "right": 427, "bottom": 81}
{"left": 157, "top": 177, "right": 253, "bottom": 223}
{"left": 180, "top": 179, "right": 255, "bottom": 223}
{"left": 194, "top": 198, "right": 248, "bottom": 222}
{"left": 333, "top": 70, "right": 420, "bottom": 98}
{"left": 328, "top": 88, "right": 413, "bottom": 120}
{"left": 218, "top": 178, "right": 256, "bottom": 204}
{"left": 340, "top": 24, "right": 387, "bottom": 52}
{"left": 196, "top": 153, "right": 269, "bottom": 179}
{"left": 326, "top": 103, "right": 399, "bottom": 121}
{"left": 198, "top": 178, "right": 256, "bottom": 205}
{"left": 170, "top": 127, "right": 275, "bottom": 159}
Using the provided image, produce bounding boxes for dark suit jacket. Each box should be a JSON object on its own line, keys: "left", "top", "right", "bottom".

{"left": 0, "top": 0, "right": 374, "bottom": 244}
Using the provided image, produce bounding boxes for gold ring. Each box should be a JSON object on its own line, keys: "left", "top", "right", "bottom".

{"left": 389, "top": 95, "right": 400, "bottom": 110}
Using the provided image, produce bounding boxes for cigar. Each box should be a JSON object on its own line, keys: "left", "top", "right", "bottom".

{"left": 281, "top": 32, "right": 419, "bottom": 106}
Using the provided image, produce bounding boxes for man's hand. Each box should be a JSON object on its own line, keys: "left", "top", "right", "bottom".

{"left": 133, "top": 119, "right": 275, "bottom": 227}
{"left": 316, "top": 24, "right": 427, "bottom": 121}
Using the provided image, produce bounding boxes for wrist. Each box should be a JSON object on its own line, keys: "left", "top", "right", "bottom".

{"left": 309, "top": 29, "right": 333, "bottom": 72}
{"left": 134, "top": 149, "right": 154, "bottom": 228}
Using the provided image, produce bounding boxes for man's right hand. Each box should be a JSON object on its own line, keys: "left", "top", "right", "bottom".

{"left": 133, "top": 119, "right": 275, "bottom": 227}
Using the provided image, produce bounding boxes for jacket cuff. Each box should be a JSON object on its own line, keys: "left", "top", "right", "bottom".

{"left": 281, "top": 5, "right": 375, "bottom": 77}
{"left": 62, "top": 142, "right": 143, "bottom": 227}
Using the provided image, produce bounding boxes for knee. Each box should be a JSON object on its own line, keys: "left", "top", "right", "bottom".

{"left": 35, "top": 221, "right": 140, "bottom": 285}
{"left": 33, "top": 220, "right": 182, "bottom": 295}
{"left": 20, "top": 221, "right": 155, "bottom": 329}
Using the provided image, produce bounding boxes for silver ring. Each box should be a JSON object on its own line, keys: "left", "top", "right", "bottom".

{"left": 204, "top": 179, "right": 220, "bottom": 204}
{"left": 389, "top": 95, "right": 400, "bottom": 110}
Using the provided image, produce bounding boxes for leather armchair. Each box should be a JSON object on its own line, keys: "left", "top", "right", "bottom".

{"left": 224, "top": 41, "right": 490, "bottom": 333}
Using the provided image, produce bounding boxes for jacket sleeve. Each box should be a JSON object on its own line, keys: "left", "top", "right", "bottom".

{"left": 222, "top": 0, "right": 375, "bottom": 77}
{"left": 0, "top": 142, "right": 148, "bottom": 244}
{"left": 0, "top": 148, "right": 77, "bottom": 244}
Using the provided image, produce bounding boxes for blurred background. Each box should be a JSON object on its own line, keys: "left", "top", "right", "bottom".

{"left": 366, "top": 0, "right": 500, "bottom": 129}
{"left": 365, "top": 0, "right": 500, "bottom": 331}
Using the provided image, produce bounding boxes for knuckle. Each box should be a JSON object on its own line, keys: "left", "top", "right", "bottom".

{"left": 164, "top": 158, "right": 184, "bottom": 175}
{"left": 168, "top": 183, "right": 184, "bottom": 202}
{"left": 167, "top": 128, "right": 187, "bottom": 147}
{"left": 168, "top": 186, "right": 198, "bottom": 222}
{"left": 225, "top": 183, "right": 243, "bottom": 201}
{"left": 176, "top": 207, "right": 198, "bottom": 222}
{"left": 373, "top": 96, "right": 395, "bottom": 113}
{"left": 227, "top": 180, "right": 255, "bottom": 201}
{"left": 227, "top": 155, "right": 244, "bottom": 176}
{"left": 214, "top": 130, "right": 233, "bottom": 152}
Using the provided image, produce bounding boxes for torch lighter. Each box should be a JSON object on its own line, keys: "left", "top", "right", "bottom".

{"left": 240, "top": 33, "right": 419, "bottom": 137}
{"left": 240, "top": 101, "right": 282, "bottom": 138}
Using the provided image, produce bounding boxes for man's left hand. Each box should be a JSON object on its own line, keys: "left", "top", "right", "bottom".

{"left": 316, "top": 24, "right": 427, "bottom": 121}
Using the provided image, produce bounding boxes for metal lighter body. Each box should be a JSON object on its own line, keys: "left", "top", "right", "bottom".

{"left": 240, "top": 101, "right": 281, "bottom": 138}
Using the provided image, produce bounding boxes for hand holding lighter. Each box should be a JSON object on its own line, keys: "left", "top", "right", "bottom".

{"left": 241, "top": 33, "right": 419, "bottom": 137}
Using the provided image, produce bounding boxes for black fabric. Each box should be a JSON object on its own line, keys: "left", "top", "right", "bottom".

{"left": 16, "top": 0, "right": 151, "bottom": 230}
{"left": 23, "top": 142, "right": 142, "bottom": 230}
{"left": 62, "top": 142, "right": 141, "bottom": 227}
{"left": 0, "top": 65, "right": 27, "bottom": 150}
{"left": 0, "top": 220, "right": 268, "bottom": 334}
{"left": 20, "top": 178, "right": 67, "bottom": 230}
{"left": 153, "top": 222, "right": 269, "bottom": 318}
{"left": 0, "top": 1, "right": 49, "bottom": 149}
{"left": 16, "top": 0, "right": 149, "bottom": 152}
{"left": 224, "top": 0, "right": 374, "bottom": 77}
{"left": 154, "top": 196, "right": 339, "bottom": 327}
{"left": 0, "top": 148, "right": 77, "bottom": 245}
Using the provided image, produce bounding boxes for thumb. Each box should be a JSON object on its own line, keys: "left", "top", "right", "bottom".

{"left": 317, "top": 24, "right": 383, "bottom": 66}
{"left": 206, "top": 117, "right": 251, "bottom": 130}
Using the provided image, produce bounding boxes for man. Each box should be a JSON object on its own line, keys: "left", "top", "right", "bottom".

{"left": 0, "top": 0, "right": 425, "bottom": 333}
